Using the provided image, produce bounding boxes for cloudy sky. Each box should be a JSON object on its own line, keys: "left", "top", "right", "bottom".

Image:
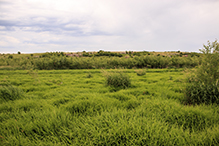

{"left": 0, "top": 0, "right": 219, "bottom": 53}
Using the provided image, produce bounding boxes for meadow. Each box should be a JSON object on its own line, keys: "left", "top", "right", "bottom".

{"left": 1, "top": 68, "right": 219, "bottom": 145}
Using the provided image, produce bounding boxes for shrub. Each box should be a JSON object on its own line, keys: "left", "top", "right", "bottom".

{"left": 8, "top": 55, "right": 13, "bottom": 59}
{"left": 184, "top": 39, "right": 219, "bottom": 105}
{"left": 104, "top": 71, "right": 131, "bottom": 89}
{"left": 0, "top": 85, "right": 24, "bottom": 101}
{"left": 135, "top": 69, "right": 146, "bottom": 76}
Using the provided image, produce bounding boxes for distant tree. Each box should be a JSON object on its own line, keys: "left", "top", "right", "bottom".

{"left": 98, "top": 50, "right": 104, "bottom": 53}
{"left": 18, "top": 51, "right": 21, "bottom": 54}
{"left": 60, "top": 52, "right": 64, "bottom": 56}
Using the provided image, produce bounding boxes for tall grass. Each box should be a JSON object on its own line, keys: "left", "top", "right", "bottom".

{"left": 0, "top": 85, "right": 24, "bottom": 102}
{"left": 0, "top": 69, "right": 218, "bottom": 145}
{"left": 103, "top": 70, "right": 131, "bottom": 90}
{"left": 135, "top": 69, "right": 146, "bottom": 76}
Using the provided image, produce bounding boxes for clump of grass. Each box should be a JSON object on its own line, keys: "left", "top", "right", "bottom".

{"left": 169, "top": 76, "right": 173, "bottom": 80}
{"left": 65, "top": 98, "right": 105, "bottom": 116}
{"left": 184, "top": 75, "right": 219, "bottom": 105}
{"left": 108, "top": 92, "right": 132, "bottom": 101}
{"left": 103, "top": 70, "right": 131, "bottom": 89}
{"left": 53, "top": 98, "right": 70, "bottom": 107}
{"left": 0, "top": 85, "right": 24, "bottom": 101}
{"left": 135, "top": 69, "right": 146, "bottom": 76}
{"left": 86, "top": 72, "right": 93, "bottom": 78}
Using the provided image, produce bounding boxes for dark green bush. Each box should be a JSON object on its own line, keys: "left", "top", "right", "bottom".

{"left": 8, "top": 55, "right": 13, "bottom": 59}
{"left": 184, "top": 39, "right": 219, "bottom": 105}
{"left": 0, "top": 85, "right": 24, "bottom": 101}
{"left": 104, "top": 71, "right": 131, "bottom": 89}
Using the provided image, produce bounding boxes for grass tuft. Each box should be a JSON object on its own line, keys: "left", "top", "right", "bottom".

{"left": 86, "top": 72, "right": 93, "bottom": 78}
{"left": 0, "top": 85, "right": 24, "bottom": 102}
{"left": 135, "top": 69, "right": 146, "bottom": 76}
{"left": 103, "top": 70, "right": 131, "bottom": 90}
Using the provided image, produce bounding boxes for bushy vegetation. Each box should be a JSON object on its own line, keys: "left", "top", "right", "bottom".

{"left": 0, "top": 45, "right": 218, "bottom": 145}
{"left": 94, "top": 50, "right": 123, "bottom": 57}
{"left": 135, "top": 69, "right": 147, "bottom": 76}
{"left": 0, "top": 69, "right": 219, "bottom": 145}
{"left": 0, "top": 51, "right": 202, "bottom": 70}
{"left": 184, "top": 40, "right": 219, "bottom": 105}
{"left": 104, "top": 70, "right": 131, "bottom": 90}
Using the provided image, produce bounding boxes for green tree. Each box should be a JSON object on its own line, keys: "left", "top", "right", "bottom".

{"left": 184, "top": 39, "right": 219, "bottom": 105}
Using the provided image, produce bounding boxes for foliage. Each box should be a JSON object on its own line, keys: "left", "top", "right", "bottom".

{"left": 104, "top": 70, "right": 131, "bottom": 89}
{"left": 0, "top": 51, "right": 202, "bottom": 70}
{"left": 184, "top": 40, "right": 219, "bottom": 105}
{"left": 8, "top": 55, "right": 13, "bottom": 59}
{"left": 93, "top": 50, "right": 123, "bottom": 57}
{"left": 135, "top": 69, "right": 146, "bottom": 76}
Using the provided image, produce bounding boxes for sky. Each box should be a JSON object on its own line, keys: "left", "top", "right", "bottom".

{"left": 0, "top": 0, "right": 219, "bottom": 53}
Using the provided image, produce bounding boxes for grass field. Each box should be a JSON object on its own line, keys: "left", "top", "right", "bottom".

{"left": 0, "top": 69, "right": 219, "bottom": 145}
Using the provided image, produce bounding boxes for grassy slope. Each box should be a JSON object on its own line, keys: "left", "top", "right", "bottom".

{"left": 0, "top": 69, "right": 219, "bottom": 145}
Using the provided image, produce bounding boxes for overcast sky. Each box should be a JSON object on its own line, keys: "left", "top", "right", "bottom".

{"left": 0, "top": 0, "right": 219, "bottom": 53}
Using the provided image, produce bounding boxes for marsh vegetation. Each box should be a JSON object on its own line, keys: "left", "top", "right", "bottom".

{"left": 0, "top": 40, "right": 218, "bottom": 145}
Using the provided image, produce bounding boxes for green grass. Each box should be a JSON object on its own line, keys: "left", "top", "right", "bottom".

{"left": 103, "top": 70, "right": 131, "bottom": 90}
{"left": 0, "top": 69, "right": 218, "bottom": 145}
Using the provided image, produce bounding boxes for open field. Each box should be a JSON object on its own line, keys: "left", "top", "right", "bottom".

{"left": 0, "top": 69, "right": 219, "bottom": 145}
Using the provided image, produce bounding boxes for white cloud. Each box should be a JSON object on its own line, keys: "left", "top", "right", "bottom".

{"left": 0, "top": 0, "right": 219, "bottom": 53}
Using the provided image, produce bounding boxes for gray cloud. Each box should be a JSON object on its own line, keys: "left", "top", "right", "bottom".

{"left": 0, "top": 0, "right": 219, "bottom": 53}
